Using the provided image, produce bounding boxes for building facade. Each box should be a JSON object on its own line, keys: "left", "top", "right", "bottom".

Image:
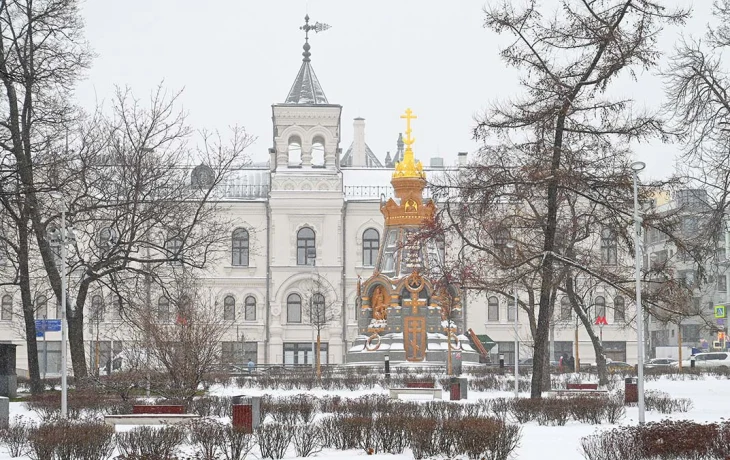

{"left": 0, "top": 29, "right": 647, "bottom": 375}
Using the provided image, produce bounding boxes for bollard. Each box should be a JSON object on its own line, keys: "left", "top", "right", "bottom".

{"left": 385, "top": 355, "right": 390, "bottom": 382}
{"left": 690, "top": 357, "right": 695, "bottom": 369}
{"left": 499, "top": 354, "right": 505, "bottom": 369}
{"left": 0, "top": 396, "right": 7, "bottom": 429}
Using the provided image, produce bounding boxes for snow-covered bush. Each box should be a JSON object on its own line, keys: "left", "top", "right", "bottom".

{"left": 27, "top": 420, "right": 115, "bottom": 460}
{"left": 255, "top": 423, "right": 291, "bottom": 460}
{"left": 116, "top": 425, "right": 186, "bottom": 459}
{"left": 0, "top": 416, "right": 32, "bottom": 458}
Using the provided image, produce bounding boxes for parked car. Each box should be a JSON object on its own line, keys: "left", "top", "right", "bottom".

{"left": 519, "top": 358, "right": 559, "bottom": 367}
{"left": 606, "top": 361, "right": 634, "bottom": 372}
{"left": 645, "top": 358, "right": 677, "bottom": 369}
{"left": 672, "top": 352, "right": 730, "bottom": 369}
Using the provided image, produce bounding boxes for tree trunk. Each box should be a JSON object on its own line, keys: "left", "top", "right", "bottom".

{"left": 67, "top": 312, "right": 86, "bottom": 381}
{"left": 316, "top": 331, "right": 321, "bottom": 380}
{"left": 677, "top": 323, "right": 683, "bottom": 372}
{"left": 17, "top": 224, "right": 42, "bottom": 394}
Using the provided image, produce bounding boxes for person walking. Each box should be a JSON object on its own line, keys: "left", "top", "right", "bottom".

{"left": 247, "top": 358, "right": 255, "bottom": 375}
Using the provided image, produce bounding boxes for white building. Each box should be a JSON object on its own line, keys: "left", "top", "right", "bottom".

{"left": 0, "top": 31, "right": 643, "bottom": 375}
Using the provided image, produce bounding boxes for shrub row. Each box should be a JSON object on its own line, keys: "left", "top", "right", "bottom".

{"left": 581, "top": 420, "right": 730, "bottom": 460}
{"left": 508, "top": 396, "right": 625, "bottom": 426}
{"left": 0, "top": 418, "right": 255, "bottom": 460}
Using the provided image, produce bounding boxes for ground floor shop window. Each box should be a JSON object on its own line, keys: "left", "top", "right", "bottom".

{"left": 493, "top": 342, "right": 516, "bottom": 365}
{"left": 89, "top": 340, "right": 123, "bottom": 375}
{"left": 603, "top": 341, "right": 626, "bottom": 362}
{"left": 283, "top": 342, "right": 328, "bottom": 366}
{"left": 37, "top": 341, "right": 61, "bottom": 376}
{"left": 553, "top": 341, "right": 574, "bottom": 361}
{"left": 221, "top": 341, "right": 258, "bottom": 366}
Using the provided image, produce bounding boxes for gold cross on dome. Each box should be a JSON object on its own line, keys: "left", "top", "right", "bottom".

{"left": 400, "top": 108, "right": 417, "bottom": 147}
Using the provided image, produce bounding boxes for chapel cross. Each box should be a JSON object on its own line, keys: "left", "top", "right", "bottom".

{"left": 400, "top": 108, "right": 417, "bottom": 147}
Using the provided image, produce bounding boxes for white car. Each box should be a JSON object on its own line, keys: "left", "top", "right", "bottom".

{"left": 674, "top": 352, "right": 730, "bottom": 369}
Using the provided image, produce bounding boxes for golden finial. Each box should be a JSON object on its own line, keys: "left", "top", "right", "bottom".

{"left": 393, "top": 108, "right": 425, "bottom": 179}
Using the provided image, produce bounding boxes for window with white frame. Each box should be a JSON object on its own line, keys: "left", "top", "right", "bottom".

{"left": 287, "top": 293, "right": 302, "bottom": 323}
{"left": 223, "top": 295, "right": 236, "bottom": 321}
{"left": 297, "top": 227, "right": 316, "bottom": 266}
{"left": 90, "top": 294, "right": 104, "bottom": 322}
{"left": 601, "top": 228, "right": 617, "bottom": 265}
{"left": 35, "top": 295, "right": 48, "bottom": 319}
{"left": 245, "top": 296, "right": 256, "bottom": 321}
{"left": 1, "top": 294, "right": 12, "bottom": 320}
{"left": 165, "top": 238, "right": 183, "bottom": 266}
{"left": 487, "top": 296, "right": 499, "bottom": 322}
{"left": 231, "top": 228, "right": 249, "bottom": 266}
{"left": 157, "top": 297, "right": 170, "bottom": 322}
{"left": 507, "top": 297, "right": 517, "bottom": 322}
{"left": 614, "top": 296, "right": 625, "bottom": 322}
{"left": 560, "top": 296, "right": 572, "bottom": 320}
{"left": 595, "top": 296, "right": 606, "bottom": 318}
{"left": 362, "top": 228, "right": 380, "bottom": 267}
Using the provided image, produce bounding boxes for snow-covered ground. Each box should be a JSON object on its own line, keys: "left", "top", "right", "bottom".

{"left": 2, "top": 374, "right": 730, "bottom": 459}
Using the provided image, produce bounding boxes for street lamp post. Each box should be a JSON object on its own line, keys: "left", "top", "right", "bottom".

{"left": 506, "top": 242, "right": 519, "bottom": 398}
{"left": 631, "top": 161, "right": 646, "bottom": 424}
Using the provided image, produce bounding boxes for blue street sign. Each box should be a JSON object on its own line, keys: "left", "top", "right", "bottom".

{"left": 35, "top": 319, "right": 62, "bottom": 337}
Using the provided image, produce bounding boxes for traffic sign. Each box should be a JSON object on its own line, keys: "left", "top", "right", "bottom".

{"left": 718, "top": 318, "right": 726, "bottom": 326}
{"left": 715, "top": 305, "right": 727, "bottom": 319}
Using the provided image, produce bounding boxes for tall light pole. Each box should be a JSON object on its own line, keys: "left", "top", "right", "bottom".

{"left": 631, "top": 161, "right": 646, "bottom": 424}
{"left": 506, "top": 241, "right": 519, "bottom": 398}
{"left": 50, "top": 193, "right": 69, "bottom": 418}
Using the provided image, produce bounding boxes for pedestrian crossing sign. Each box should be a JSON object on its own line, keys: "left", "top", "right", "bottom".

{"left": 715, "top": 305, "right": 727, "bottom": 319}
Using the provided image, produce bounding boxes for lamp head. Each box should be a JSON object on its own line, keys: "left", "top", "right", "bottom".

{"left": 630, "top": 161, "right": 646, "bottom": 172}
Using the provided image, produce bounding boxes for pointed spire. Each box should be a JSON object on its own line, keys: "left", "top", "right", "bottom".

{"left": 285, "top": 15, "right": 331, "bottom": 105}
{"left": 396, "top": 133, "right": 405, "bottom": 162}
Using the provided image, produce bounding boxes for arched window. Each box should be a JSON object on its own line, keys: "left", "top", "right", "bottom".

{"left": 245, "top": 296, "right": 256, "bottom": 321}
{"left": 297, "top": 227, "right": 316, "bottom": 266}
{"left": 601, "top": 228, "right": 617, "bottom": 265}
{"left": 288, "top": 136, "right": 302, "bottom": 167}
{"left": 487, "top": 296, "right": 499, "bottom": 322}
{"left": 560, "top": 296, "right": 572, "bottom": 320}
{"left": 157, "top": 297, "right": 170, "bottom": 322}
{"left": 110, "top": 296, "right": 122, "bottom": 321}
{"left": 362, "top": 228, "right": 380, "bottom": 267}
{"left": 165, "top": 237, "right": 183, "bottom": 266}
{"left": 224, "top": 295, "right": 236, "bottom": 321}
{"left": 311, "top": 293, "right": 326, "bottom": 324}
{"left": 311, "top": 138, "right": 325, "bottom": 167}
{"left": 595, "top": 296, "right": 606, "bottom": 318}
{"left": 232, "top": 229, "right": 249, "bottom": 266}
{"left": 35, "top": 296, "right": 48, "bottom": 320}
{"left": 1, "top": 294, "right": 12, "bottom": 320}
{"left": 508, "top": 296, "right": 517, "bottom": 322}
{"left": 287, "top": 293, "right": 302, "bottom": 323}
{"left": 614, "top": 296, "right": 625, "bottom": 322}
{"left": 91, "top": 295, "right": 104, "bottom": 322}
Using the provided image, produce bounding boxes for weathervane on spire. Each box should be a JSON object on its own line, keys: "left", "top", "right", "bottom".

{"left": 299, "top": 14, "right": 331, "bottom": 62}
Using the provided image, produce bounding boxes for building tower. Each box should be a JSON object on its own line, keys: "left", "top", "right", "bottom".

{"left": 266, "top": 15, "right": 346, "bottom": 365}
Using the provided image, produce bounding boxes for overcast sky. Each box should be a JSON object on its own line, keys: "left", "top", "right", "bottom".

{"left": 76, "top": 0, "right": 711, "bottom": 179}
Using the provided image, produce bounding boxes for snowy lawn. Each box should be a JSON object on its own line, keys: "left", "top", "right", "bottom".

{"left": 1, "top": 374, "right": 729, "bottom": 459}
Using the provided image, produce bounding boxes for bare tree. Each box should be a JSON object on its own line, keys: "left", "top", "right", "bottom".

{"left": 35, "top": 86, "right": 253, "bottom": 379}
{"left": 122, "top": 270, "right": 231, "bottom": 401}
{"left": 434, "top": 1, "right": 688, "bottom": 397}
{"left": 0, "top": 0, "right": 92, "bottom": 391}
{"left": 301, "top": 272, "right": 339, "bottom": 380}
